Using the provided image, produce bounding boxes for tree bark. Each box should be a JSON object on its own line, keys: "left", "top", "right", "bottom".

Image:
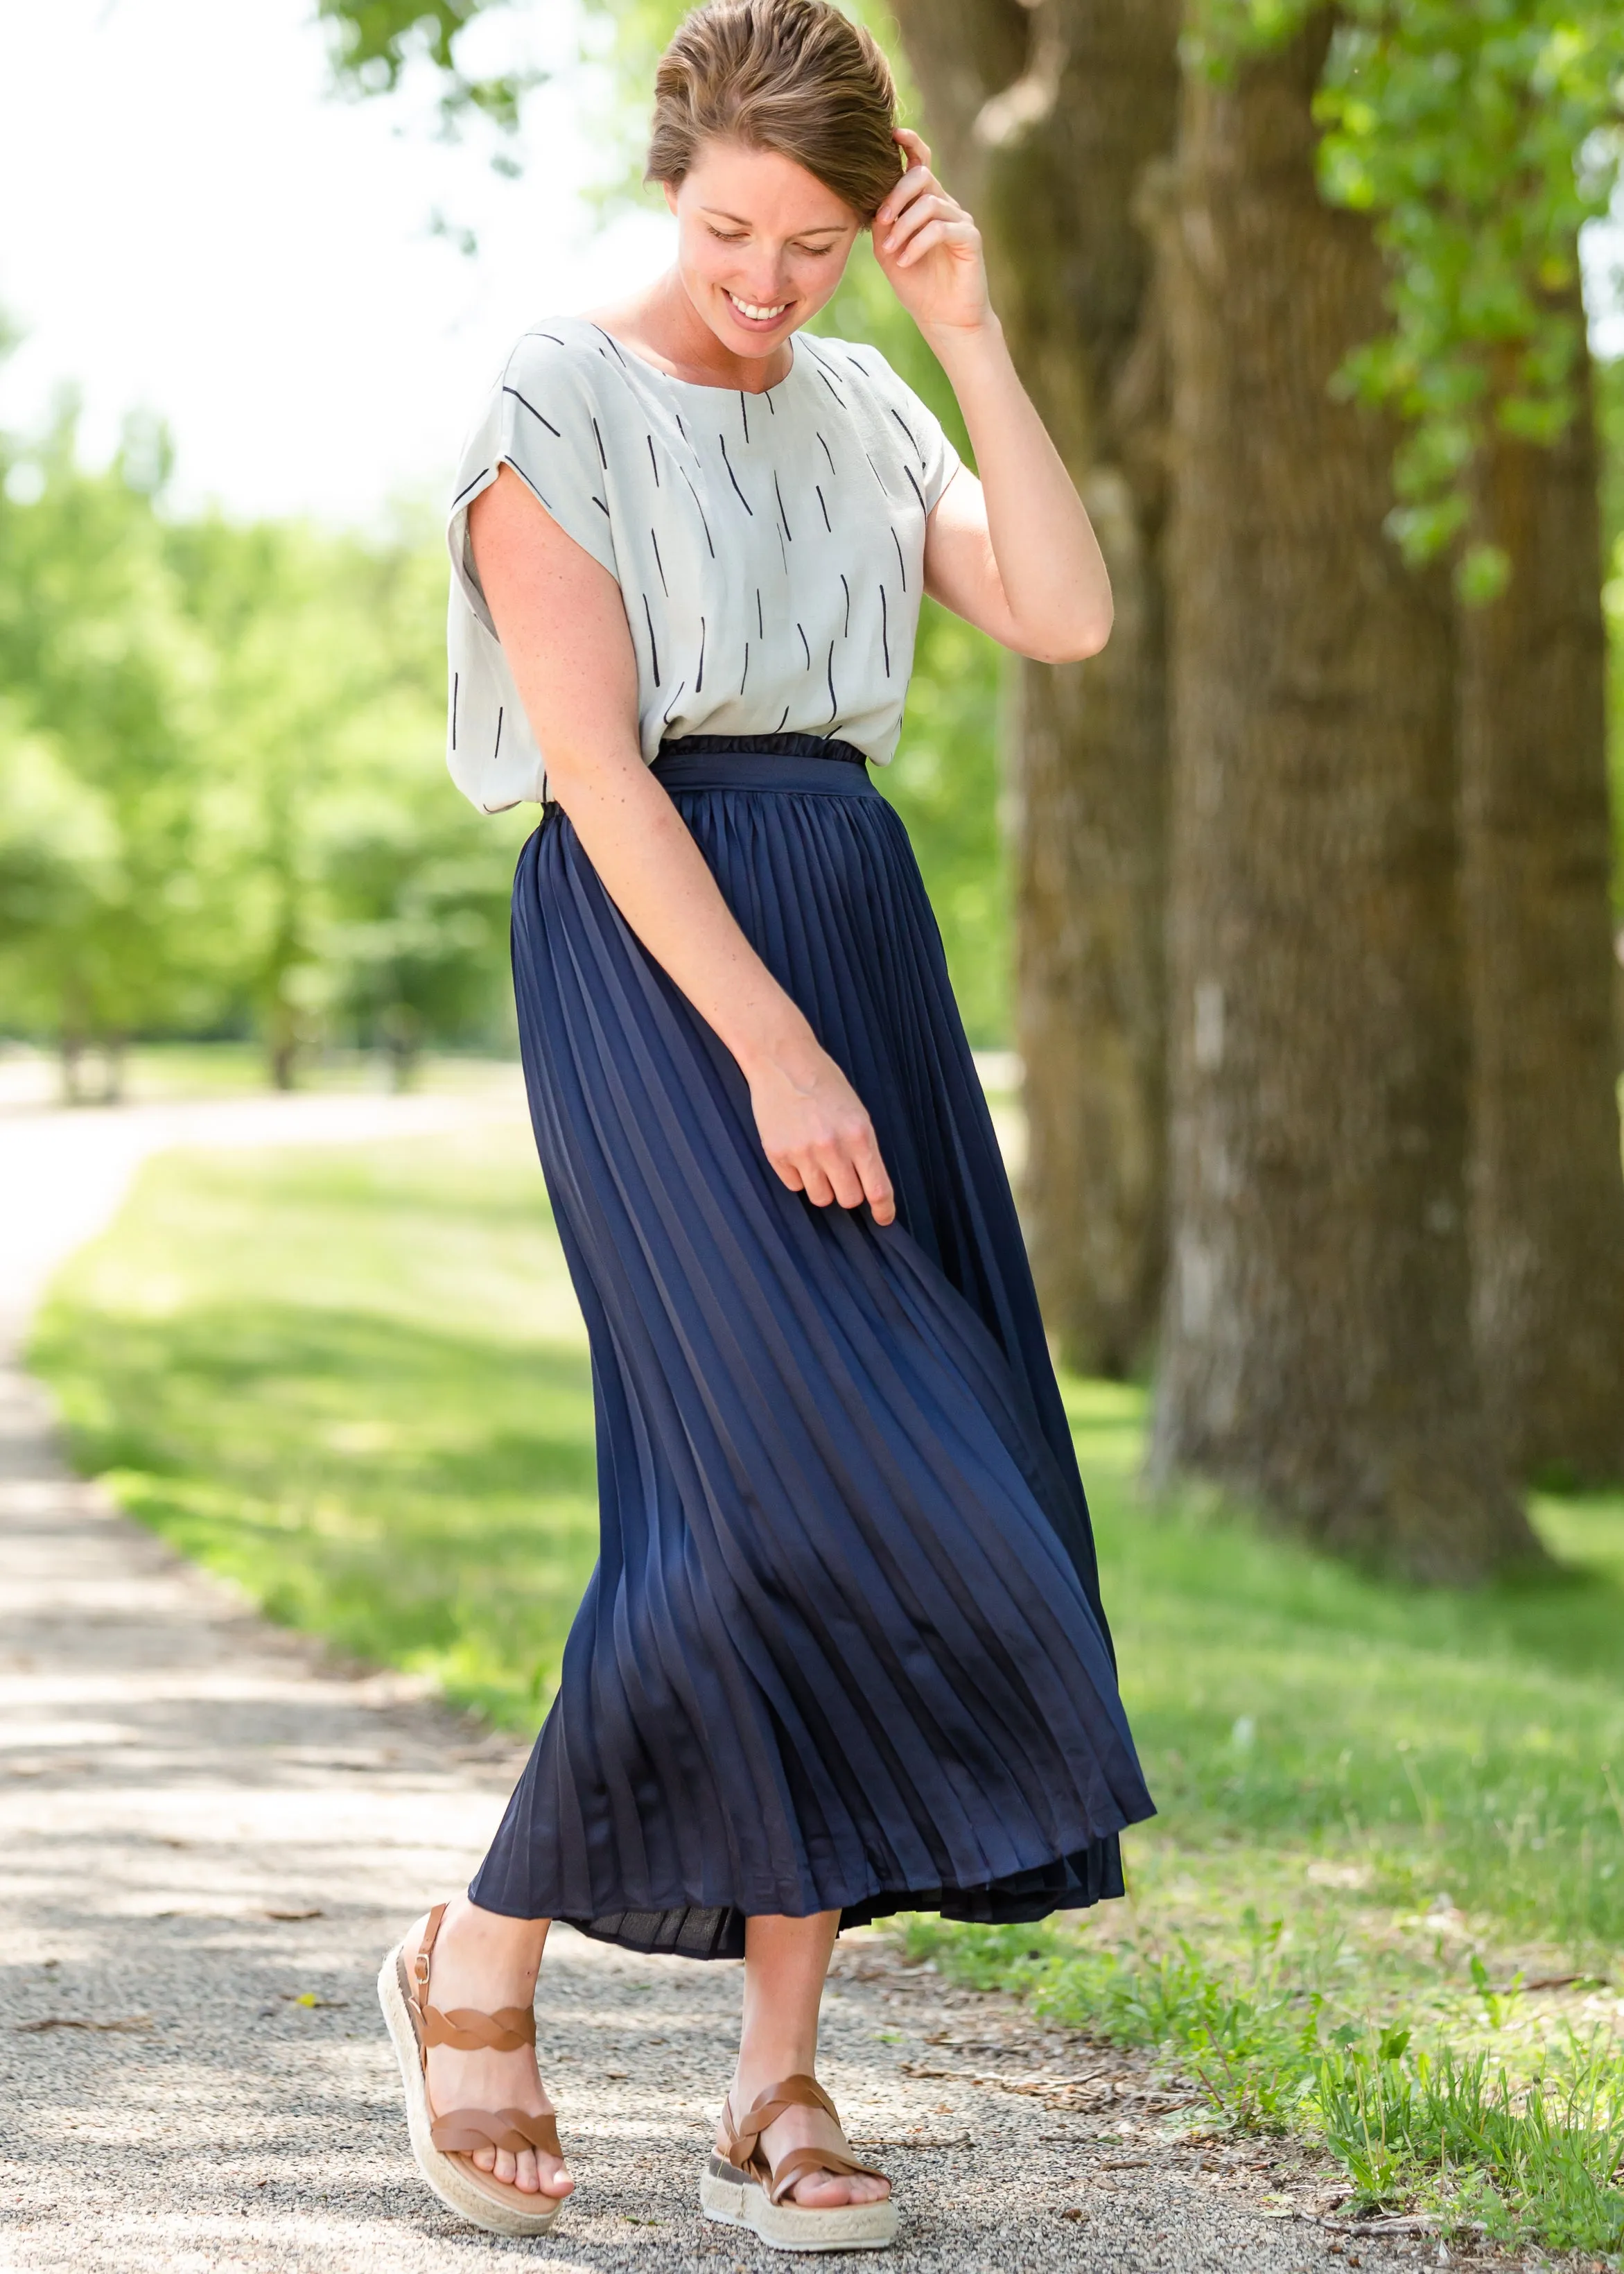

{"left": 1460, "top": 340, "right": 1624, "bottom": 1483}
{"left": 1149, "top": 17, "right": 1538, "bottom": 1581}
{"left": 888, "top": 0, "right": 1178, "bottom": 1374}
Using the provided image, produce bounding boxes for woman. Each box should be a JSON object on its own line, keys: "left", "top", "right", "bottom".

{"left": 379, "top": 0, "right": 1154, "bottom": 2249}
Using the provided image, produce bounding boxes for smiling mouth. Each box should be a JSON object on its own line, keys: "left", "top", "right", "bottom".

{"left": 724, "top": 289, "right": 790, "bottom": 324}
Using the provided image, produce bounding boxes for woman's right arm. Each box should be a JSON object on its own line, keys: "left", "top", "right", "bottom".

{"left": 469, "top": 465, "right": 895, "bottom": 1224}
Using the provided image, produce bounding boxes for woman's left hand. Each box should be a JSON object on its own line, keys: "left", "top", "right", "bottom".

{"left": 873, "top": 129, "right": 990, "bottom": 338}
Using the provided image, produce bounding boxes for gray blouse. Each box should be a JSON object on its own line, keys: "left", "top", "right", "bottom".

{"left": 445, "top": 316, "right": 961, "bottom": 811}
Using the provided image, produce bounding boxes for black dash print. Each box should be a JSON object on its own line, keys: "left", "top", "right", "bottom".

{"left": 773, "top": 471, "right": 792, "bottom": 541}
{"left": 590, "top": 415, "right": 608, "bottom": 470}
{"left": 797, "top": 622, "right": 811, "bottom": 670}
{"left": 591, "top": 324, "right": 629, "bottom": 364}
{"left": 650, "top": 528, "right": 668, "bottom": 597}
{"left": 502, "top": 385, "right": 560, "bottom": 437}
{"left": 776, "top": 523, "right": 788, "bottom": 577}
{"left": 494, "top": 705, "right": 505, "bottom": 760}
{"left": 756, "top": 587, "right": 764, "bottom": 638}
{"left": 593, "top": 495, "right": 610, "bottom": 516}
{"left": 814, "top": 366, "right": 845, "bottom": 407}
{"left": 816, "top": 484, "right": 832, "bottom": 533}
{"left": 765, "top": 390, "right": 776, "bottom": 416}
{"left": 506, "top": 460, "right": 550, "bottom": 510}
{"left": 662, "top": 679, "right": 687, "bottom": 729}
{"left": 889, "top": 405, "right": 922, "bottom": 460}
{"left": 864, "top": 451, "right": 888, "bottom": 493}
{"left": 891, "top": 527, "right": 907, "bottom": 593}
{"left": 643, "top": 593, "right": 661, "bottom": 685}
{"left": 696, "top": 616, "right": 706, "bottom": 693}
{"left": 719, "top": 435, "right": 753, "bottom": 514}
{"left": 880, "top": 585, "right": 891, "bottom": 677}
{"left": 451, "top": 467, "right": 490, "bottom": 509}
{"left": 903, "top": 464, "right": 927, "bottom": 515}
{"left": 817, "top": 432, "right": 836, "bottom": 478}
{"left": 740, "top": 642, "right": 750, "bottom": 697}
{"left": 646, "top": 434, "right": 660, "bottom": 487}
{"left": 451, "top": 670, "right": 459, "bottom": 749}
{"left": 776, "top": 704, "right": 790, "bottom": 731}
{"left": 674, "top": 410, "right": 688, "bottom": 444}
{"left": 826, "top": 641, "right": 837, "bottom": 722}
{"left": 536, "top": 331, "right": 568, "bottom": 347}
{"left": 739, "top": 392, "right": 749, "bottom": 445}
{"left": 679, "top": 467, "right": 715, "bottom": 555}
{"left": 840, "top": 573, "right": 850, "bottom": 636}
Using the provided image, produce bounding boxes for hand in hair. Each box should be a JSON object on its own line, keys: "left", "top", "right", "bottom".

{"left": 873, "top": 129, "right": 990, "bottom": 339}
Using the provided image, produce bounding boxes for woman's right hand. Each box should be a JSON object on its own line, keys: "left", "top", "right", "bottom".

{"left": 744, "top": 1036, "right": 896, "bottom": 1225}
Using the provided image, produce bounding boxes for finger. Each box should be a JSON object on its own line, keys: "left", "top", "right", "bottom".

{"left": 884, "top": 192, "right": 961, "bottom": 257}
{"left": 769, "top": 1152, "right": 806, "bottom": 1195}
{"left": 898, "top": 218, "right": 979, "bottom": 269}
{"left": 875, "top": 164, "right": 936, "bottom": 234}
{"left": 813, "top": 1142, "right": 867, "bottom": 1212}
{"left": 854, "top": 1130, "right": 896, "bottom": 1226}
{"left": 796, "top": 1158, "right": 838, "bottom": 1208}
{"left": 893, "top": 125, "right": 933, "bottom": 173}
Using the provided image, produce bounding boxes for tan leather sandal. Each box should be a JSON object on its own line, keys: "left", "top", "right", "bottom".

{"left": 700, "top": 2072, "right": 898, "bottom": 2253}
{"left": 376, "top": 1902, "right": 568, "bottom": 2238}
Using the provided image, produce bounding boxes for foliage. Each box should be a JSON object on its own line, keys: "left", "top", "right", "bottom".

{"left": 1191, "top": 1, "right": 1624, "bottom": 591}
{"left": 315, "top": 0, "right": 539, "bottom": 131}
{"left": 0, "top": 385, "right": 528, "bottom": 1082}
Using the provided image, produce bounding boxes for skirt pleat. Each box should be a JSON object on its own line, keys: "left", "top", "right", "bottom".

{"left": 470, "top": 736, "right": 1154, "bottom": 1959}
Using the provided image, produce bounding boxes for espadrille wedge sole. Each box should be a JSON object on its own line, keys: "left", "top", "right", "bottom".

{"left": 699, "top": 2074, "right": 897, "bottom": 2253}
{"left": 377, "top": 1904, "right": 568, "bottom": 2239}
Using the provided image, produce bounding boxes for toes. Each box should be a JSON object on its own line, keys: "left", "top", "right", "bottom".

{"left": 512, "top": 2149, "right": 540, "bottom": 2194}
{"left": 491, "top": 2147, "right": 518, "bottom": 2187}
{"left": 471, "top": 2145, "right": 497, "bottom": 2173}
{"left": 541, "top": 2159, "right": 575, "bottom": 2198}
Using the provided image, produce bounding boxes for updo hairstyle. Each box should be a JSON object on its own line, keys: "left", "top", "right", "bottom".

{"left": 647, "top": 0, "right": 903, "bottom": 225}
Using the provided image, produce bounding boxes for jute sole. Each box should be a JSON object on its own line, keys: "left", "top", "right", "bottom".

{"left": 376, "top": 1941, "right": 565, "bottom": 2239}
{"left": 701, "top": 2153, "right": 898, "bottom": 2253}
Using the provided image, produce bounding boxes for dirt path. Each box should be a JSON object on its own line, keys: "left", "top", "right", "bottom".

{"left": 0, "top": 1101, "right": 1434, "bottom": 2271}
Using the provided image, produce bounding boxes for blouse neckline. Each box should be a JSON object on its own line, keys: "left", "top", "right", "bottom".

{"left": 589, "top": 321, "right": 802, "bottom": 402}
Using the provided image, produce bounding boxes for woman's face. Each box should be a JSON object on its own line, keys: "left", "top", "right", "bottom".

{"left": 665, "top": 139, "right": 861, "bottom": 361}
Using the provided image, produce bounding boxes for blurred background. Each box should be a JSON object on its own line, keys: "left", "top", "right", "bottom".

{"left": 4, "top": 2, "right": 1624, "bottom": 2245}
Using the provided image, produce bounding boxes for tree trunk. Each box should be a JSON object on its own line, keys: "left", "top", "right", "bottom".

{"left": 1460, "top": 341, "right": 1624, "bottom": 1484}
{"left": 888, "top": 0, "right": 1178, "bottom": 1375}
{"left": 1149, "top": 17, "right": 1538, "bottom": 1581}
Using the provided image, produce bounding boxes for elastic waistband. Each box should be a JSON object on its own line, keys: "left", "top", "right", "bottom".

{"left": 653, "top": 733, "right": 875, "bottom": 798}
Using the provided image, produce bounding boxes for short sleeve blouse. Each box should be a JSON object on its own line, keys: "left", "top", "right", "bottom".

{"left": 445, "top": 317, "right": 961, "bottom": 812}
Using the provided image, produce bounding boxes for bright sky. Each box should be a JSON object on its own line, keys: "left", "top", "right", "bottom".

{"left": 1, "top": 1, "right": 1618, "bottom": 533}
{"left": 0, "top": 0, "right": 674, "bottom": 526}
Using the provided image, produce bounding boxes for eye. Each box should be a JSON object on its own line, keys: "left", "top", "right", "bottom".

{"left": 708, "top": 226, "right": 748, "bottom": 243}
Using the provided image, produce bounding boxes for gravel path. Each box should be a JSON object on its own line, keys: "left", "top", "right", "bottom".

{"left": 1, "top": 1098, "right": 1451, "bottom": 2271}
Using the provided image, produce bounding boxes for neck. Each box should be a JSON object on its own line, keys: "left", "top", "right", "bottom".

{"left": 593, "top": 268, "right": 795, "bottom": 394}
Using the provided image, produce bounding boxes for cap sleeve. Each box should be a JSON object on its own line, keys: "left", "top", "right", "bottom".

{"left": 446, "top": 329, "right": 621, "bottom": 634}
{"left": 847, "top": 347, "right": 961, "bottom": 516}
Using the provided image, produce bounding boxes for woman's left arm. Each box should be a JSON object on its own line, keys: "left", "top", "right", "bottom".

{"left": 875, "top": 128, "right": 1113, "bottom": 666}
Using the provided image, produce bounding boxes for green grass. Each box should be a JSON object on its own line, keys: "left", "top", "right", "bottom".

{"left": 30, "top": 1125, "right": 1624, "bottom": 2250}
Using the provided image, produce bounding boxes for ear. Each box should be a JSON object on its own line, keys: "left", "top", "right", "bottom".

{"left": 663, "top": 179, "right": 680, "bottom": 217}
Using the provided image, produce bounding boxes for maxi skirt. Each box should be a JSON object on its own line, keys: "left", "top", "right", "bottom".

{"left": 470, "top": 735, "right": 1155, "bottom": 1959}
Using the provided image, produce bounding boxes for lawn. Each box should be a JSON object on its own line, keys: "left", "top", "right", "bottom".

{"left": 30, "top": 1122, "right": 1624, "bottom": 2250}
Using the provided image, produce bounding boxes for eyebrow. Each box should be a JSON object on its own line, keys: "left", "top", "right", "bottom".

{"left": 699, "top": 205, "right": 848, "bottom": 236}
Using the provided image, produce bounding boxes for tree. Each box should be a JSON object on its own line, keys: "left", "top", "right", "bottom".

{"left": 883, "top": 0, "right": 1180, "bottom": 1378}
{"left": 1147, "top": 14, "right": 1538, "bottom": 1580}
{"left": 1458, "top": 343, "right": 1624, "bottom": 1482}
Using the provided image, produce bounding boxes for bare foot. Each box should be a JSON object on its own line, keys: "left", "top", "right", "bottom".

{"left": 717, "top": 2074, "right": 890, "bottom": 2209}
{"left": 410, "top": 1900, "right": 573, "bottom": 2203}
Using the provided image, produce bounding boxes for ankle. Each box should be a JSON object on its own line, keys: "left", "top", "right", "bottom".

{"left": 428, "top": 1895, "right": 551, "bottom": 1990}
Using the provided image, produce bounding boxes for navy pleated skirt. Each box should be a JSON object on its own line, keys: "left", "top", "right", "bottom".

{"left": 470, "top": 734, "right": 1154, "bottom": 1959}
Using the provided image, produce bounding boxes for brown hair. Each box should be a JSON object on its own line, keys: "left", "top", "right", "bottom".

{"left": 647, "top": 0, "right": 902, "bottom": 225}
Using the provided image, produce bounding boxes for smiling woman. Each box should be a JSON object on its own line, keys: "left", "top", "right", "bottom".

{"left": 378, "top": 0, "right": 1140, "bottom": 2252}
